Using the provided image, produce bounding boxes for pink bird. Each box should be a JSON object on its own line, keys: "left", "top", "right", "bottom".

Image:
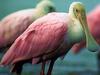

{"left": 0, "top": 0, "right": 55, "bottom": 50}
{"left": 0, "top": 2, "right": 99, "bottom": 75}
{"left": 71, "top": 5, "right": 100, "bottom": 72}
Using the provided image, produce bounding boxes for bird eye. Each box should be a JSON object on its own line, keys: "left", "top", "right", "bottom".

{"left": 75, "top": 9, "right": 79, "bottom": 13}
{"left": 49, "top": 6, "right": 55, "bottom": 12}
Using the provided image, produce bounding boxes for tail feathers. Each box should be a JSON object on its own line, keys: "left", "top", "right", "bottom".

{"left": 0, "top": 49, "right": 15, "bottom": 66}
{"left": 0, "top": 37, "right": 23, "bottom": 66}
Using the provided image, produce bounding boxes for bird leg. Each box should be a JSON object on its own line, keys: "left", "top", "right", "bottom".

{"left": 10, "top": 63, "right": 22, "bottom": 75}
{"left": 40, "top": 61, "right": 46, "bottom": 75}
{"left": 46, "top": 59, "right": 56, "bottom": 75}
{"left": 10, "top": 58, "right": 32, "bottom": 75}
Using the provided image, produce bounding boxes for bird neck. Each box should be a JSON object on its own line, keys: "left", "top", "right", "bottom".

{"left": 34, "top": 8, "right": 48, "bottom": 19}
{"left": 66, "top": 18, "right": 85, "bottom": 44}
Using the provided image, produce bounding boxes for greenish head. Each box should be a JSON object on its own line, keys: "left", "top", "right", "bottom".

{"left": 36, "top": 0, "right": 56, "bottom": 15}
{"left": 69, "top": 2, "right": 99, "bottom": 52}
{"left": 69, "top": 2, "right": 86, "bottom": 19}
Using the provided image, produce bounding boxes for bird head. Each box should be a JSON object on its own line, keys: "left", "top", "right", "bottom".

{"left": 36, "top": 0, "right": 56, "bottom": 16}
{"left": 69, "top": 2, "right": 99, "bottom": 52}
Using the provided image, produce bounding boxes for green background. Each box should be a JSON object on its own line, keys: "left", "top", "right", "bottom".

{"left": 0, "top": 0, "right": 100, "bottom": 19}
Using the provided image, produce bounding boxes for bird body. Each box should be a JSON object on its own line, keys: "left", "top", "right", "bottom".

{"left": 0, "top": 12, "right": 70, "bottom": 65}
{"left": 0, "top": 0, "right": 56, "bottom": 49}
{"left": 88, "top": 5, "right": 100, "bottom": 39}
{"left": 0, "top": 9, "right": 35, "bottom": 47}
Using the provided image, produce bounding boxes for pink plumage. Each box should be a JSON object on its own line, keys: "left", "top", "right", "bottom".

{"left": 0, "top": 12, "right": 69, "bottom": 66}
{"left": 0, "top": 0, "right": 56, "bottom": 50}
{"left": 72, "top": 5, "right": 100, "bottom": 53}
{"left": 0, "top": 9, "right": 35, "bottom": 48}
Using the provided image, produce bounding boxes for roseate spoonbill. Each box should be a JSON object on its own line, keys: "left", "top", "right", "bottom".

{"left": 71, "top": 5, "right": 100, "bottom": 71}
{"left": 0, "top": 0, "right": 55, "bottom": 50}
{"left": 0, "top": 2, "right": 99, "bottom": 75}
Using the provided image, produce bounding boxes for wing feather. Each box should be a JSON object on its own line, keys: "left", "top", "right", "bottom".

{"left": 0, "top": 13, "right": 68, "bottom": 65}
